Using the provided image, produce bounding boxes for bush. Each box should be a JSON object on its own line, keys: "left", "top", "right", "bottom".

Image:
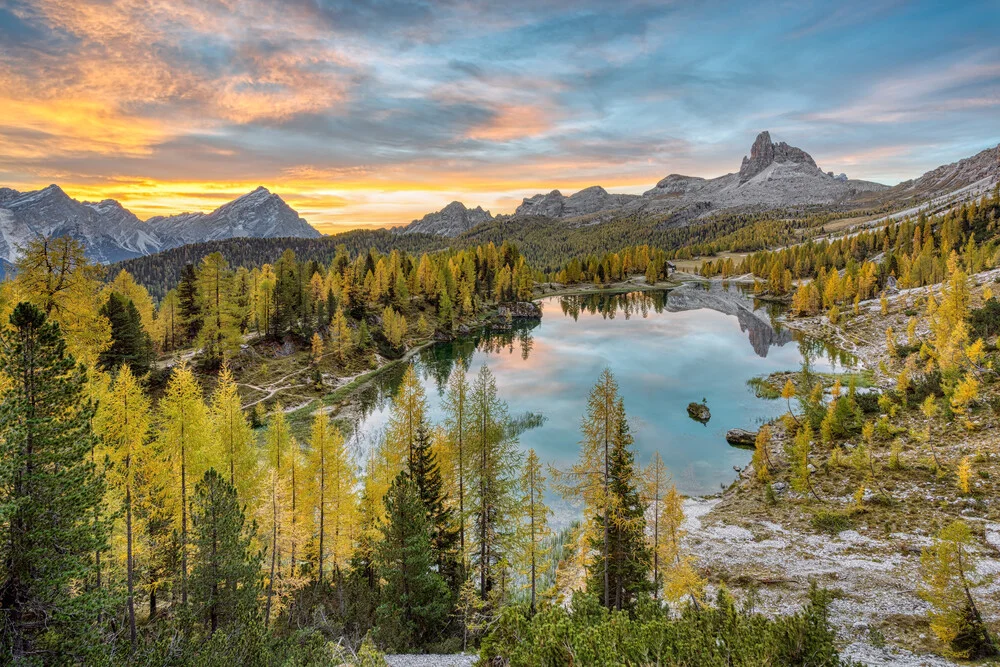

{"left": 811, "top": 511, "right": 854, "bottom": 535}
{"left": 481, "top": 586, "right": 854, "bottom": 666}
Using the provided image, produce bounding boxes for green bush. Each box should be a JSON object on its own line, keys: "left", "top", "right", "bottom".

{"left": 811, "top": 511, "right": 854, "bottom": 535}
{"left": 481, "top": 585, "right": 857, "bottom": 666}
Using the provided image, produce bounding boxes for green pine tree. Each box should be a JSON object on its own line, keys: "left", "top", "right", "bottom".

{"left": 374, "top": 473, "right": 450, "bottom": 650}
{"left": 0, "top": 302, "right": 109, "bottom": 660}
{"left": 189, "top": 469, "right": 263, "bottom": 635}
{"left": 586, "top": 398, "right": 652, "bottom": 610}
{"left": 98, "top": 292, "right": 153, "bottom": 375}
{"left": 410, "top": 424, "right": 460, "bottom": 590}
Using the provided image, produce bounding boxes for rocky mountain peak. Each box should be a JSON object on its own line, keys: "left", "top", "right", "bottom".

{"left": 402, "top": 200, "right": 493, "bottom": 236}
{"left": 739, "top": 130, "right": 818, "bottom": 183}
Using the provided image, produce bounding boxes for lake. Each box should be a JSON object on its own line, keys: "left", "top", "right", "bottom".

{"left": 346, "top": 283, "right": 851, "bottom": 522}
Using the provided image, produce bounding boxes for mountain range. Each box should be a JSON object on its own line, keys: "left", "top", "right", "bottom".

{"left": 3, "top": 131, "right": 999, "bottom": 267}
{"left": 0, "top": 185, "right": 320, "bottom": 267}
{"left": 399, "top": 131, "right": 1000, "bottom": 236}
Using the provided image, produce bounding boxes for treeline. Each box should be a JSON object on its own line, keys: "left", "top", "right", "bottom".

{"left": 549, "top": 244, "right": 672, "bottom": 285}
{"left": 701, "top": 188, "right": 1000, "bottom": 317}
{"left": 115, "top": 230, "right": 447, "bottom": 300}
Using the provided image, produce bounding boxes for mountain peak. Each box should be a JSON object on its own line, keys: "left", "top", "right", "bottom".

{"left": 402, "top": 200, "right": 493, "bottom": 236}
{"left": 739, "top": 131, "right": 817, "bottom": 183}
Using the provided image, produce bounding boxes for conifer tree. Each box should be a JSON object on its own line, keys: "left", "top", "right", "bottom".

{"left": 306, "top": 413, "right": 357, "bottom": 602}
{"left": 210, "top": 364, "right": 259, "bottom": 505}
{"left": 442, "top": 368, "right": 471, "bottom": 562}
{"left": 189, "top": 469, "right": 262, "bottom": 635}
{"left": 94, "top": 363, "right": 150, "bottom": 645}
{"left": 0, "top": 303, "right": 109, "bottom": 658}
{"left": 385, "top": 364, "right": 428, "bottom": 469}
{"left": 519, "top": 449, "right": 550, "bottom": 614}
{"left": 659, "top": 484, "right": 704, "bottom": 606}
{"left": 98, "top": 293, "right": 153, "bottom": 375}
{"left": 157, "top": 362, "right": 213, "bottom": 606}
{"left": 641, "top": 452, "right": 669, "bottom": 596}
{"left": 467, "top": 366, "right": 521, "bottom": 599}
{"left": 585, "top": 399, "right": 651, "bottom": 610}
{"left": 411, "top": 424, "right": 460, "bottom": 588}
{"left": 374, "top": 473, "right": 450, "bottom": 650}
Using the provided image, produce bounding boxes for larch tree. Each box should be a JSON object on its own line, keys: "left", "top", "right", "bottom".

{"left": 13, "top": 236, "right": 111, "bottom": 368}
{"left": 262, "top": 406, "right": 294, "bottom": 625}
{"left": 0, "top": 303, "right": 109, "bottom": 659}
{"left": 209, "top": 364, "right": 259, "bottom": 506}
{"left": 94, "top": 363, "right": 151, "bottom": 646}
{"left": 555, "top": 368, "right": 620, "bottom": 608}
{"left": 519, "top": 449, "right": 550, "bottom": 615}
{"left": 157, "top": 362, "right": 213, "bottom": 606}
{"left": 919, "top": 520, "right": 997, "bottom": 659}
{"left": 306, "top": 412, "right": 358, "bottom": 607}
{"left": 442, "top": 367, "right": 471, "bottom": 563}
{"left": 641, "top": 451, "right": 669, "bottom": 597}
{"left": 385, "top": 364, "right": 429, "bottom": 471}
{"left": 467, "top": 366, "right": 521, "bottom": 599}
{"left": 659, "top": 484, "right": 704, "bottom": 606}
{"left": 197, "top": 252, "right": 240, "bottom": 364}
{"left": 332, "top": 307, "right": 353, "bottom": 362}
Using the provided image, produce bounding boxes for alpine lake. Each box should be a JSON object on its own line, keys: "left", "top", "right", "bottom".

{"left": 344, "top": 282, "right": 854, "bottom": 524}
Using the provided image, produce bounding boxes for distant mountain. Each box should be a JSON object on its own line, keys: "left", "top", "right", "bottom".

{"left": 400, "top": 200, "right": 493, "bottom": 236}
{"left": 512, "top": 131, "right": 889, "bottom": 224}
{"left": 0, "top": 185, "right": 321, "bottom": 266}
{"left": 147, "top": 186, "right": 319, "bottom": 246}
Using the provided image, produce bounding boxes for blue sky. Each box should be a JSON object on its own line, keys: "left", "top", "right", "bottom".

{"left": 1, "top": 0, "right": 998, "bottom": 229}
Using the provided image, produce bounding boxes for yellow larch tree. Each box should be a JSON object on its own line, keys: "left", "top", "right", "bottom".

{"left": 641, "top": 451, "right": 669, "bottom": 597}
{"left": 209, "top": 364, "right": 260, "bottom": 507}
{"left": 659, "top": 484, "right": 704, "bottom": 606}
{"left": 156, "top": 362, "right": 214, "bottom": 606}
{"left": 518, "top": 449, "right": 550, "bottom": 615}
{"left": 94, "top": 364, "right": 151, "bottom": 644}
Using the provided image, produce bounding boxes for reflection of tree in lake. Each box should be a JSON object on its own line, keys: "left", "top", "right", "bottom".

{"left": 559, "top": 291, "right": 669, "bottom": 321}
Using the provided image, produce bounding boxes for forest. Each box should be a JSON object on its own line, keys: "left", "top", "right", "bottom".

{"left": 2, "top": 193, "right": 999, "bottom": 664}
{"left": 0, "top": 231, "right": 864, "bottom": 665}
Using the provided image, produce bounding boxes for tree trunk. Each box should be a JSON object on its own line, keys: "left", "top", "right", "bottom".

{"left": 180, "top": 434, "right": 188, "bottom": 605}
{"left": 126, "top": 478, "right": 136, "bottom": 645}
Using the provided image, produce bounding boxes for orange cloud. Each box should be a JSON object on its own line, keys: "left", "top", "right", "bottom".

{"left": 466, "top": 104, "right": 554, "bottom": 141}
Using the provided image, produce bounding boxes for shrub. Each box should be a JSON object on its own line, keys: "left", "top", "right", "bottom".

{"left": 811, "top": 511, "right": 854, "bottom": 535}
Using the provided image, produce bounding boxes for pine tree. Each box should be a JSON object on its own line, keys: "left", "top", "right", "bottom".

{"left": 98, "top": 293, "right": 153, "bottom": 375}
{"left": 374, "top": 473, "right": 450, "bottom": 650}
{"left": 94, "top": 363, "right": 151, "bottom": 645}
{"left": 0, "top": 303, "right": 109, "bottom": 658}
{"left": 519, "top": 449, "right": 550, "bottom": 614}
{"left": 177, "top": 263, "right": 203, "bottom": 343}
{"left": 410, "top": 424, "right": 460, "bottom": 589}
{"left": 157, "top": 362, "right": 213, "bottom": 606}
{"left": 189, "top": 469, "right": 262, "bottom": 635}
{"left": 585, "top": 398, "right": 651, "bottom": 610}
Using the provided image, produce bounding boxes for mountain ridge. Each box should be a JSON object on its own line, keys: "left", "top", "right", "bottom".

{"left": 0, "top": 185, "right": 321, "bottom": 266}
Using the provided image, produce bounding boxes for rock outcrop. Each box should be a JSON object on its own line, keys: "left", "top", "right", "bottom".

{"left": 726, "top": 428, "right": 758, "bottom": 448}
{"left": 687, "top": 401, "right": 711, "bottom": 423}
{"left": 402, "top": 201, "right": 493, "bottom": 236}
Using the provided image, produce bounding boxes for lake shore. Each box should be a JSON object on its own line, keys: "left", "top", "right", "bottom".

{"left": 690, "top": 269, "right": 1000, "bottom": 666}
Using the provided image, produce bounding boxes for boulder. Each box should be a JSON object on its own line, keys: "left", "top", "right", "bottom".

{"left": 498, "top": 302, "right": 542, "bottom": 319}
{"left": 726, "top": 428, "right": 758, "bottom": 448}
{"left": 687, "top": 402, "right": 711, "bottom": 423}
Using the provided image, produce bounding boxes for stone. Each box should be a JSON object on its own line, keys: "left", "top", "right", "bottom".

{"left": 772, "top": 482, "right": 788, "bottom": 494}
{"left": 498, "top": 301, "right": 542, "bottom": 319}
{"left": 726, "top": 428, "right": 758, "bottom": 448}
{"left": 687, "top": 401, "right": 711, "bottom": 423}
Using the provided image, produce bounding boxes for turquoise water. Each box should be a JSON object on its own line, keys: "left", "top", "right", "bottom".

{"left": 347, "top": 285, "right": 850, "bottom": 514}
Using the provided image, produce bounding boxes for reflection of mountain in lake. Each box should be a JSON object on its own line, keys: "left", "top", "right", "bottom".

{"left": 664, "top": 283, "right": 793, "bottom": 358}
{"left": 555, "top": 286, "right": 792, "bottom": 358}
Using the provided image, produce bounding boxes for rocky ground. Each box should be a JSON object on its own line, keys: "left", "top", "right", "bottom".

{"left": 685, "top": 269, "right": 1000, "bottom": 665}
{"left": 384, "top": 655, "right": 476, "bottom": 667}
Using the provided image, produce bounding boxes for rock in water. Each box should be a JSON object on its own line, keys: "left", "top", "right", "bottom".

{"left": 498, "top": 302, "right": 542, "bottom": 319}
{"left": 687, "top": 401, "right": 711, "bottom": 423}
{"left": 726, "top": 428, "right": 758, "bottom": 448}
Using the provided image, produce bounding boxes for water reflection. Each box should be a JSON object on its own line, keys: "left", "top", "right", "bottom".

{"left": 346, "top": 288, "right": 852, "bottom": 511}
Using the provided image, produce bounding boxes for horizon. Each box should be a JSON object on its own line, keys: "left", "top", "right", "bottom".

{"left": 2, "top": 1, "right": 999, "bottom": 233}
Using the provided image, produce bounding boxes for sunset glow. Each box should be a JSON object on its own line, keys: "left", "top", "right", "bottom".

{"left": 3, "top": 0, "right": 999, "bottom": 232}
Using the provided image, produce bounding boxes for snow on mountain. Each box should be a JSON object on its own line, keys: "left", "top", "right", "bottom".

{"left": 0, "top": 185, "right": 322, "bottom": 266}
{"left": 147, "top": 186, "right": 320, "bottom": 245}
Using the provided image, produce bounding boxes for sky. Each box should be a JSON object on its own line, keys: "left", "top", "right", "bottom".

{"left": 1, "top": 0, "right": 999, "bottom": 233}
